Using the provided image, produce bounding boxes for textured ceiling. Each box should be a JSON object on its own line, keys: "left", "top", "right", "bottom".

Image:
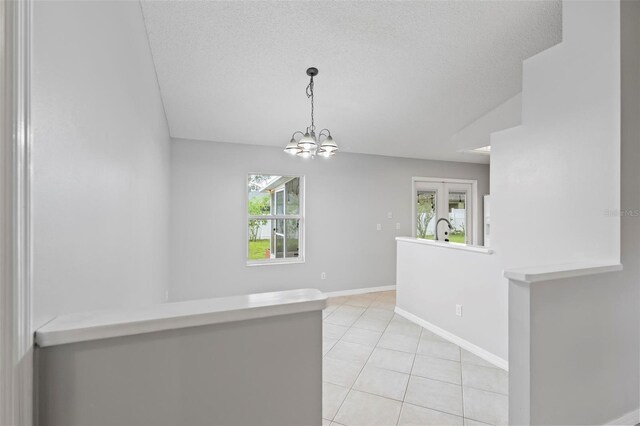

{"left": 141, "top": 0, "right": 561, "bottom": 163}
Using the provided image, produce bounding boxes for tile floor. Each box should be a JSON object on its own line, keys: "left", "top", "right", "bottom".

{"left": 322, "top": 291, "right": 508, "bottom": 426}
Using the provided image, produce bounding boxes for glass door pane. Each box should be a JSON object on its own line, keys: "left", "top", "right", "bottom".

{"left": 416, "top": 190, "right": 437, "bottom": 239}
{"left": 447, "top": 191, "right": 467, "bottom": 243}
{"left": 414, "top": 180, "right": 473, "bottom": 244}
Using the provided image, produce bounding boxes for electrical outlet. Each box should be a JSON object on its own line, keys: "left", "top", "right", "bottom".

{"left": 321, "top": 272, "right": 326, "bottom": 280}
{"left": 396, "top": 222, "right": 401, "bottom": 230}
{"left": 387, "top": 212, "right": 393, "bottom": 219}
{"left": 455, "top": 304, "right": 462, "bottom": 317}
{"left": 376, "top": 224, "right": 382, "bottom": 231}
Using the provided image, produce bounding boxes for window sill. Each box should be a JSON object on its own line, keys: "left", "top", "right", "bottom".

{"left": 246, "top": 258, "right": 305, "bottom": 267}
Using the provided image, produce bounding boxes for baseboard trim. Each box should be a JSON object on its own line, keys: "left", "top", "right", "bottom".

{"left": 323, "top": 285, "right": 396, "bottom": 298}
{"left": 607, "top": 408, "right": 640, "bottom": 425}
{"left": 394, "top": 307, "right": 509, "bottom": 371}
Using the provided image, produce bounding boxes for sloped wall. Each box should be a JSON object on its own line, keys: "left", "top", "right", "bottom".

{"left": 491, "top": 1, "right": 620, "bottom": 269}
{"left": 32, "top": 1, "right": 171, "bottom": 328}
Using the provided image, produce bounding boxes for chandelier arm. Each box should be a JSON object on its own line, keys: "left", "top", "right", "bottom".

{"left": 318, "top": 129, "right": 332, "bottom": 138}
{"left": 290, "top": 131, "right": 305, "bottom": 140}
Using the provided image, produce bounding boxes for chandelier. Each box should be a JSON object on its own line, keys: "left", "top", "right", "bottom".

{"left": 284, "top": 67, "right": 338, "bottom": 158}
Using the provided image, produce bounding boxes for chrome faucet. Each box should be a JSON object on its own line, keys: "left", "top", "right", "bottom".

{"left": 435, "top": 218, "right": 453, "bottom": 242}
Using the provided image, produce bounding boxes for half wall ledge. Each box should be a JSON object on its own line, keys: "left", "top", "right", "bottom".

{"left": 504, "top": 261, "right": 623, "bottom": 284}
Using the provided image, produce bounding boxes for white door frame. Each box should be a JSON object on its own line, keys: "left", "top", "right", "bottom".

{"left": 1, "top": 0, "right": 33, "bottom": 424}
{"left": 411, "top": 177, "right": 479, "bottom": 245}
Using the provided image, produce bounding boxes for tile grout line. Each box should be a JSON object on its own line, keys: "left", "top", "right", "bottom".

{"left": 338, "top": 295, "right": 392, "bottom": 420}
{"left": 401, "top": 332, "right": 468, "bottom": 421}
{"left": 323, "top": 298, "right": 350, "bottom": 422}
{"left": 325, "top": 343, "right": 471, "bottom": 418}
{"left": 326, "top": 295, "right": 382, "bottom": 422}
{"left": 326, "top": 293, "right": 447, "bottom": 423}
{"left": 325, "top": 371, "right": 469, "bottom": 422}
{"left": 336, "top": 386, "right": 466, "bottom": 423}
{"left": 325, "top": 292, "right": 505, "bottom": 425}
{"left": 460, "top": 346, "right": 466, "bottom": 424}
{"left": 328, "top": 293, "right": 400, "bottom": 425}
{"left": 397, "top": 327, "right": 423, "bottom": 426}
{"left": 401, "top": 401, "right": 466, "bottom": 422}
{"left": 403, "top": 327, "right": 421, "bottom": 400}
{"left": 358, "top": 295, "right": 405, "bottom": 426}
{"left": 462, "top": 385, "right": 509, "bottom": 397}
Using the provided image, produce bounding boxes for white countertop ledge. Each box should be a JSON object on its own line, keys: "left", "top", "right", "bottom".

{"left": 35, "top": 288, "right": 327, "bottom": 348}
{"left": 396, "top": 237, "right": 494, "bottom": 254}
{"left": 504, "top": 262, "right": 623, "bottom": 283}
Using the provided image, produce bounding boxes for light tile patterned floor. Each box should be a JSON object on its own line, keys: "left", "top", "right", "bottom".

{"left": 322, "top": 291, "right": 508, "bottom": 426}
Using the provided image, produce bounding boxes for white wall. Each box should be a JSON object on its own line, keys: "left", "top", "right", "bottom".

{"left": 32, "top": 0, "right": 171, "bottom": 328}
{"left": 395, "top": 94, "right": 523, "bottom": 364}
{"left": 493, "top": 1, "right": 639, "bottom": 424}
{"left": 169, "top": 139, "right": 489, "bottom": 301}
{"left": 397, "top": 0, "right": 627, "bottom": 372}
{"left": 510, "top": 2, "right": 639, "bottom": 423}
{"left": 396, "top": 241, "right": 506, "bottom": 364}
{"left": 516, "top": 270, "right": 639, "bottom": 425}
{"left": 491, "top": 0, "right": 620, "bottom": 269}
{"left": 37, "top": 311, "right": 322, "bottom": 426}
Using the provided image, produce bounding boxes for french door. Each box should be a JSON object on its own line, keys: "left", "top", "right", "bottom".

{"left": 414, "top": 179, "right": 474, "bottom": 244}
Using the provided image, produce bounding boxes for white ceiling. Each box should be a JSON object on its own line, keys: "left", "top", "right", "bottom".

{"left": 141, "top": 0, "right": 561, "bottom": 163}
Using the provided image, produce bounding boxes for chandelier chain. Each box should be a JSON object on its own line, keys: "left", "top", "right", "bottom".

{"left": 306, "top": 76, "right": 314, "bottom": 131}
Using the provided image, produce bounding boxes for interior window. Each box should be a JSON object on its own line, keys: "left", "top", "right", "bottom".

{"left": 247, "top": 174, "right": 304, "bottom": 264}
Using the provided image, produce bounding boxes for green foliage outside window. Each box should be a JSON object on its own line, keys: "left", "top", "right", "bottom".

{"left": 248, "top": 195, "right": 270, "bottom": 241}
{"left": 416, "top": 192, "right": 436, "bottom": 239}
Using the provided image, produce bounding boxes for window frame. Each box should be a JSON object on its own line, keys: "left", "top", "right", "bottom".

{"left": 246, "top": 174, "right": 305, "bottom": 266}
{"left": 411, "top": 177, "right": 479, "bottom": 245}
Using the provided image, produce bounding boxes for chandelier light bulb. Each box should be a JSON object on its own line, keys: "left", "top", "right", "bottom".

{"left": 284, "top": 138, "right": 302, "bottom": 155}
{"left": 319, "top": 136, "right": 338, "bottom": 153}
{"left": 297, "top": 149, "right": 312, "bottom": 159}
{"left": 318, "top": 149, "right": 335, "bottom": 158}
{"left": 298, "top": 131, "right": 317, "bottom": 151}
